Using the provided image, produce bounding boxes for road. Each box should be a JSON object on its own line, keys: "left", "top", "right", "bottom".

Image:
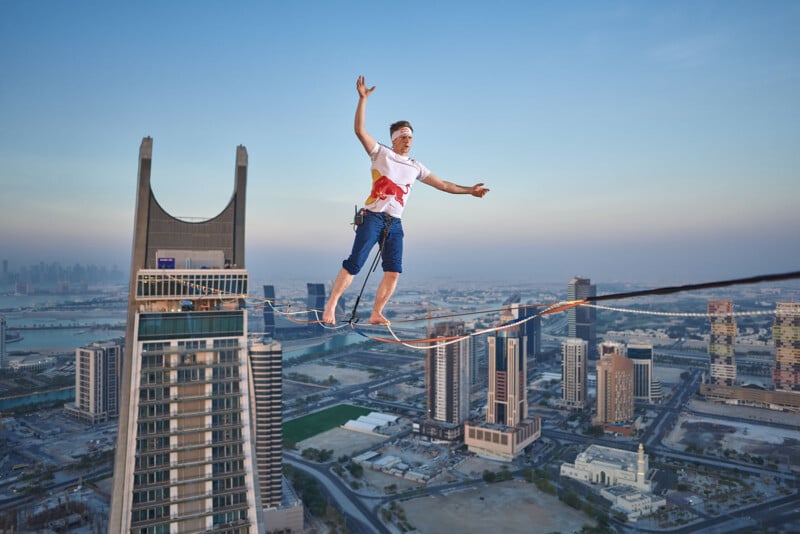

{"left": 284, "top": 453, "right": 390, "bottom": 534}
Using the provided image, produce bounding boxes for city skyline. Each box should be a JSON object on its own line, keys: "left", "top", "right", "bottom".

{"left": 2, "top": 2, "right": 799, "bottom": 284}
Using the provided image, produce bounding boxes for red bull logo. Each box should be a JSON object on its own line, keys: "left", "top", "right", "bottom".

{"left": 366, "top": 170, "right": 410, "bottom": 206}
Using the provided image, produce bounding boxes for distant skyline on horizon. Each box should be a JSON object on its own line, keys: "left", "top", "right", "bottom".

{"left": 2, "top": 2, "right": 798, "bottom": 286}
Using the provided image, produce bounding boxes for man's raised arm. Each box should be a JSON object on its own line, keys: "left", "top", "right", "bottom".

{"left": 354, "top": 75, "right": 377, "bottom": 154}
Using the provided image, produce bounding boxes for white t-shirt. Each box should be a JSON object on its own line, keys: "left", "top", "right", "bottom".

{"left": 364, "top": 143, "right": 431, "bottom": 218}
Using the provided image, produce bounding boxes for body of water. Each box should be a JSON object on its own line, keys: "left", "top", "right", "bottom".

{"left": 1, "top": 292, "right": 127, "bottom": 352}
{"left": 6, "top": 328, "right": 126, "bottom": 352}
{"left": 0, "top": 387, "right": 75, "bottom": 411}
{"left": 283, "top": 332, "right": 369, "bottom": 360}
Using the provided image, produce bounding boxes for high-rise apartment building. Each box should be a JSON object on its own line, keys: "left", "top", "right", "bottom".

{"left": 464, "top": 326, "right": 540, "bottom": 460}
{"left": 0, "top": 314, "right": 6, "bottom": 369}
{"left": 250, "top": 341, "right": 303, "bottom": 531}
{"left": 486, "top": 328, "right": 527, "bottom": 427}
{"left": 708, "top": 300, "right": 736, "bottom": 386}
{"left": 567, "top": 277, "right": 597, "bottom": 359}
{"left": 562, "top": 338, "right": 588, "bottom": 409}
{"left": 627, "top": 343, "right": 654, "bottom": 403}
{"left": 64, "top": 340, "right": 121, "bottom": 424}
{"left": 596, "top": 350, "right": 634, "bottom": 426}
{"left": 110, "top": 138, "right": 262, "bottom": 533}
{"left": 774, "top": 302, "right": 800, "bottom": 392}
{"left": 421, "top": 321, "right": 471, "bottom": 441}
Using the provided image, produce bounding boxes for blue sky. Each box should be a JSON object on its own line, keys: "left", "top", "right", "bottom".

{"left": 1, "top": 1, "right": 798, "bottom": 285}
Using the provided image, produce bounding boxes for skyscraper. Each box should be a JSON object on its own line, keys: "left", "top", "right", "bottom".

{"left": 499, "top": 295, "right": 541, "bottom": 361}
{"left": 627, "top": 343, "right": 654, "bottom": 403}
{"left": 250, "top": 341, "right": 304, "bottom": 531}
{"left": 0, "top": 314, "right": 6, "bottom": 369}
{"left": 562, "top": 338, "right": 588, "bottom": 409}
{"left": 263, "top": 285, "right": 277, "bottom": 339}
{"left": 708, "top": 300, "right": 736, "bottom": 387}
{"left": 773, "top": 302, "right": 800, "bottom": 392}
{"left": 110, "top": 138, "right": 262, "bottom": 533}
{"left": 470, "top": 336, "right": 487, "bottom": 387}
{"left": 464, "top": 326, "right": 540, "bottom": 460}
{"left": 567, "top": 276, "right": 597, "bottom": 358}
{"left": 519, "top": 303, "right": 542, "bottom": 360}
{"left": 64, "top": 340, "right": 121, "bottom": 424}
{"left": 421, "top": 321, "right": 471, "bottom": 441}
{"left": 595, "top": 350, "right": 634, "bottom": 427}
{"left": 307, "top": 283, "right": 326, "bottom": 333}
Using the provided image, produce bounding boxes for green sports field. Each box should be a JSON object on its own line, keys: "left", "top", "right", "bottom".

{"left": 283, "top": 404, "right": 372, "bottom": 444}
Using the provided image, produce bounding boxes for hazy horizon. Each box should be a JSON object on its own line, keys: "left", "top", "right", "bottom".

{"left": 2, "top": 2, "right": 798, "bottom": 287}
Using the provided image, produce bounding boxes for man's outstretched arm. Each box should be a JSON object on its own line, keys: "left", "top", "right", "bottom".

{"left": 354, "top": 75, "right": 377, "bottom": 154}
{"left": 421, "top": 174, "right": 490, "bottom": 197}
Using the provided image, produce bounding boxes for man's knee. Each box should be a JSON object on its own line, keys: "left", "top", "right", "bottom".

{"left": 342, "top": 259, "right": 363, "bottom": 275}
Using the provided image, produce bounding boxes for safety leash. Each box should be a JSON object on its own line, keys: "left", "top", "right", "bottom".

{"left": 348, "top": 216, "right": 394, "bottom": 326}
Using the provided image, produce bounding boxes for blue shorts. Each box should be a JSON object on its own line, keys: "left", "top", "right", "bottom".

{"left": 342, "top": 210, "right": 404, "bottom": 274}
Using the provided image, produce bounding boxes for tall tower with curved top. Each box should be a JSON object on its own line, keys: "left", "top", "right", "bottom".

{"left": 110, "top": 138, "right": 260, "bottom": 533}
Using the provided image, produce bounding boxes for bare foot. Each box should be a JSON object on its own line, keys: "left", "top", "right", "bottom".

{"left": 369, "top": 312, "right": 390, "bottom": 325}
{"left": 322, "top": 304, "right": 336, "bottom": 325}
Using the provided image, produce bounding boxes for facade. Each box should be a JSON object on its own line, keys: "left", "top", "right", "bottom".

{"left": 595, "top": 351, "right": 634, "bottom": 427}
{"left": 567, "top": 276, "right": 597, "bottom": 358}
{"left": 774, "top": 302, "right": 800, "bottom": 392}
{"left": 64, "top": 340, "right": 121, "bottom": 424}
{"left": 421, "top": 321, "right": 471, "bottom": 441}
{"left": 562, "top": 338, "right": 588, "bottom": 409}
{"left": 464, "top": 326, "right": 540, "bottom": 460}
{"left": 627, "top": 343, "right": 654, "bottom": 403}
{"left": 708, "top": 300, "right": 736, "bottom": 386}
{"left": 110, "top": 138, "right": 262, "bottom": 533}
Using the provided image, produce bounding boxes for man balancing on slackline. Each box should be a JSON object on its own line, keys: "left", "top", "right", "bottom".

{"left": 322, "top": 75, "right": 490, "bottom": 326}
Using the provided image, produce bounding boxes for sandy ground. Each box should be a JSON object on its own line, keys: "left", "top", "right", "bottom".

{"left": 298, "top": 427, "right": 386, "bottom": 458}
{"left": 380, "top": 382, "right": 425, "bottom": 402}
{"left": 401, "top": 480, "right": 593, "bottom": 534}
{"left": 287, "top": 362, "right": 372, "bottom": 386}
{"left": 663, "top": 410, "right": 800, "bottom": 464}
{"left": 453, "top": 456, "right": 509, "bottom": 477}
{"left": 359, "top": 465, "right": 424, "bottom": 494}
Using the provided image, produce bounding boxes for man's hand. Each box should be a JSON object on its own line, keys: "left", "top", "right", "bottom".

{"left": 470, "top": 183, "right": 490, "bottom": 198}
{"left": 357, "top": 75, "right": 375, "bottom": 99}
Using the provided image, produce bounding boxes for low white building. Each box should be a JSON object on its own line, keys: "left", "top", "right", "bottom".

{"left": 561, "top": 443, "right": 665, "bottom": 521}
{"left": 601, "top": 485, "right": 666, "bottom": 521}
{"left": 561, "top": 443, "right": 651, "bottom": 492}
{"left": 342, "top": 411, "right": 399, "bottom": 434}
